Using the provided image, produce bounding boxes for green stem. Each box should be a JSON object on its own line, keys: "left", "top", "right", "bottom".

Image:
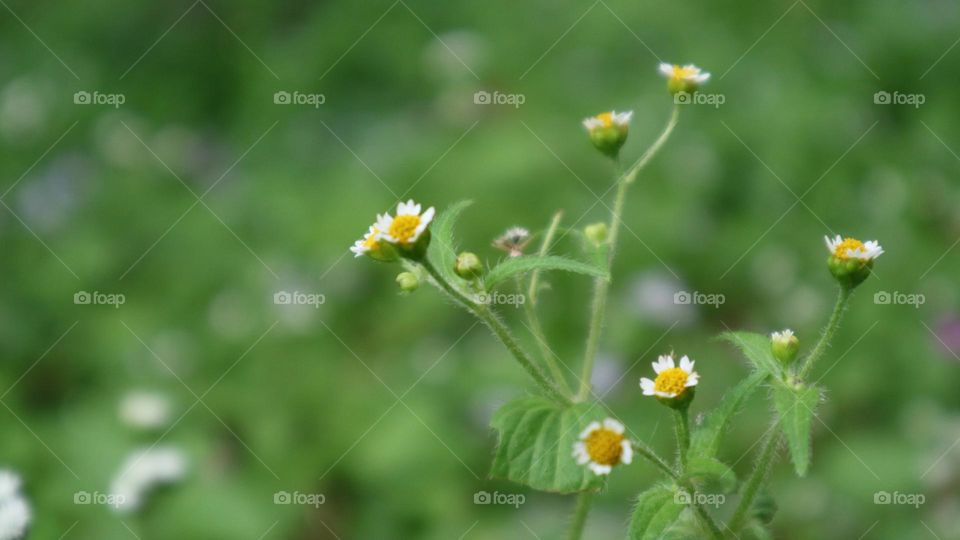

{"left": 577, "top": 107, "right": 681, "bottom": 401}
{"left": 632, "top": 440, "right": 678, "bottom": 479}
{"left": 728, "top": 427, "right": 781, "bottom": 532}
{"left": 420, "top": 259, "right": 570, "bottom": 404}
{"left": 686, "top": 494, "right": 725, "bottom": 540}
{"left": 674, "top": 408, "right": 690, "bottom": 469}
{"left": 798, "top": 286, "right": 852, "bottom": 379}
{"left": 523, "top": 212, "right": 573, "bottom": 396}
{"left": 566, "top": 492, "right": 594, "bottom": 540}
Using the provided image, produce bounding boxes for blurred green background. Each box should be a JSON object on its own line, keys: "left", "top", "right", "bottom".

{"left": 0, "top": 0, "right": 958, "bottom": 538}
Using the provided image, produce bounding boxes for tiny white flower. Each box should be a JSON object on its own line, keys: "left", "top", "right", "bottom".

{"left": 109, "top": 447, "right": 187, "bottom": 513}
{"left": 0, "top": 469, "right": 30, "bottom": 540}
{"left": 824, "top": 235, "right": 883, "bottom": 261}
{"left": 350, "top": 223, "right": 384, "bottom": 258}
{"left": 658, "top": 63, "right": 711, "bottom": 85}
{"left": 582, "top": 110, "right": 633, "bottom": 132}
{"left": 377, "top": 200, "right": 436, "bottom": 246}
{"left": 640, "top": 354, "right": 699, "bottom": 399}
{"left": 572, "top": 417, "right": 632, "bottom": 476}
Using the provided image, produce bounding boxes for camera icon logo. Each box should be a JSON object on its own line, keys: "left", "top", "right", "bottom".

{"left": 473, "top": 491, "right": 491, "bottom": 504}
{"left": 674, "top": 91, "right": 692, "bottom": 105}
{"left": 874, "top": 491, "right": 891, "bottom": 504}
{"left": 274, "top": 491, "right": 291, "bottom": 504}
{"left": 873, "top": 91, "right": 891, "bottom": 105}
{"left": 674, "top": 290, "right": 692, "bottom": 305}
{"left": 73, "top": 91, "right": 91, "bottom": 105}
{"left": 673, "top": 491, "right": 692, "bottom": 504}
{"left": 873, "top": 291, "right": 891, "bottom": 305}
{"left": 74, "top": 291, "right": 92, "bottom": 305}
{"left": 473, "top": 91, "right": 491, "bottom": 105}
{"left": 274, "top": 291, "right": 292, "bottom": 305}
{"left": 74, "top": 491, "right": 91, "bottom": 504}
{"left": 274, "top": 91, "right": 291, "bottom": 105}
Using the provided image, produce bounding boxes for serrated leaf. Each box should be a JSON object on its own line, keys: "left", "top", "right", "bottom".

{"left": 683, "top": 456, "right": 737, "bottom": 494}
{"left": 426, "top": 200, "right": 472, "bottom": 285}
{"left": 484, "top": 255, "right": 606, "bottom": 289}
{"left": 628, "top": 485, "right": 686, "bottom": 540}
{"left": 690, "top": 370, "right": 767, "bottom": 460}
{"left": 773, "top": 382, "right": 821, "bottom": 476}
{"left": 718, "top": 332, "right": 782, "bottom": 378}
{"left": 489, "top": 396, "right": 606, "bottom": 493}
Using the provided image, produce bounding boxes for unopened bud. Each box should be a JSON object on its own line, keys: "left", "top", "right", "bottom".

{"left": 396, "top": 272, "right": 420, "bottom": 292}
{"left": 770, "top": 330, "right": 799, "bottom": 365}
{"left": 454, "top": 252, "right": 483, "bottom": 279}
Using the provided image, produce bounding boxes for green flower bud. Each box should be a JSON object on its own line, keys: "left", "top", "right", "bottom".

{"left": 454, "top": 252, "right": 483, "bottom": 279}
{"left": 770, "top": 330, "right": 799, "bottom": 365}
{"left": 584, "top": 222, "right": 608, "bottom": 246}
{"left": 582, "top": 111, "right": 632, "bottom": 158}
{"left": 396, "top": 272, "right": 419, "bottom": 292}
{"left": 824, "top": 235, "right": 883, "bottom": 289}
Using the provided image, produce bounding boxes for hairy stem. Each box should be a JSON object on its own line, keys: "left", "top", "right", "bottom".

{"left": 523, "top": 211, "right": 573, "bottom": 396}
{"left": 798, "top": 286, "right": 852, "bottom": 379}
{"left": 420, "top": 259, "right": 570, "bottom": 404}
{"left": 566, "top": 491, "right": 594, "bottom": 540}
{"left": 728, "top": 427, "right": 781, "bottom": 532}
{"left": 632, "top": 440, "right": 678, "bottom": 479}
{"left": 674, "top": 408, "right": 690, "bottom": 469}
{"left": 686, "top": 495, "right": 726, "bottom": 540}
{"left": 577, "top": 107, "right": 681, "bottom": 401}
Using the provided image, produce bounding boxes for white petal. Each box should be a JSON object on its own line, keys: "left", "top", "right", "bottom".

{"left": 589, "top": 463, "right": 612, "bottom": 475}
{"left": 603, "top": 418, "right": 625, "bottom": 434}
{"left": 620, "top": 441, "right": 633, "bottom": 464}
{"left": 679, "top": 355, "right": 694, "bottom": 372}
{"left": 640, "top": 378, "right": 656, "bottom": 395}
{"left": 685, "top": 373, "right": 699, "bottom": 387}
{"left": 654, "top": 390, "right": 678, "bottom": 398}
{"left": 573, "top": 442, "right": 589, "bottom": 464}
{"left": 658, "top": 63, "right": 674, "bottom": 77}
{"left": 579, "top": 421, "right": 601, "bottom": 440}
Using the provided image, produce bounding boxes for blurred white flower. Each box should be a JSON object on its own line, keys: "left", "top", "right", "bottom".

{"left": 109, "top": 447, "right": 187, "bottom": 513}
{"left": 119, "top": 391, "right": 171, "bottom": 429}
{"left": 0, "top": 469, "right": 30, "bottom": 540}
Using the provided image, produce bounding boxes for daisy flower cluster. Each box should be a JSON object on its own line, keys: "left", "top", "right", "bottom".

{"left": 351, "top": 200, "right": 436, "bottom": 260}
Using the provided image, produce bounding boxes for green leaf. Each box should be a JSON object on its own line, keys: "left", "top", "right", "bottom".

{"left": 427, "top": 200, "right": 472, "bottom": 285}
{"left": 484, "top": 255, "right": 606, "bottom": 289}
{"left": 489, "top": 396, "right": 606, "bottom": 493}
{"left": 690, "top": 370, "right": 767, "bottom": 460}
{"left": 682, "top": 456, "right": 737, "bottom": 494}
{"left": 718, "top": 332, "right": 782, "bottom": 378}
{"left": 744, "top": 522, "right": 775, "bottom": 540}
{"left": 773, "top": 382, "right": 821, "bottom": 476}
{"left": 628, "top": 484, "right": 686, "bottom": 540}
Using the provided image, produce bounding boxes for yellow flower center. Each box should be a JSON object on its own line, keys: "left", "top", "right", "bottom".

{"left": 833, "top": 237, "right": 864, "bottom": 260}
{"left": 596, "top": 112, "right": 614, "bottom": 128}
{"left": 585, "top": 427, "right": 624, "bottom": 466}
{"left": 654, "top": 367, "right": 689, "bottom": 396}
{"left": 388, "top": 215, "right": 421, "bottom": 245}
{"left": 672, "top": 65, "right": 698, "bottom": 80}
{"left": 363, "top": 227, "right": 380, "bottom": 249}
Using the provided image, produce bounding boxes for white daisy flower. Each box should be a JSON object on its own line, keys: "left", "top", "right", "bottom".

{"left": 572, "top": 418, "right": 633, "bottom": 476}
{"left": 824, "top": 235, "right": 883, "bottom": 261}
{"left": 582, "top": 110, "right": 633, "bottom": 132}
{"left": 640, "top": 354, "right": 699, "bottom": 399}
{"left": 350, "top": 223, "right": 384, "bottom": 258}
{"left": 377, "top": 200, "right": 436, "bottom": 246}
{"left": 658, "top": 63, "right": 711, "bottom": 85}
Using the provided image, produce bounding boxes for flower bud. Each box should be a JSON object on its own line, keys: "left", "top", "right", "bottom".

{"left": 824, "top": 235, "right": 883, "bottom": 289}
{"left": 396, "top": 272, "right": 419, "bottom": 292}
{"left": 584, "top": 222, "right": 608, "bottom": 247}
{"left": 454, "top": 252, "right": 483, "bottom": 279}
{"left": 770, "top": 330, "right": 799, "bottom": 365}
{"left": 582, "top": 111, "right": 632, "bottom": 158}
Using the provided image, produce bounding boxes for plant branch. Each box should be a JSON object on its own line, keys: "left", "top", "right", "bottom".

{"left": 566, "top": 491, "right": 594, "bottom": 540}
{"left": 728, "top": 426, "right": 781, "bottom": 532}
{"left": 674, "top": 408, "right": 691, "bottom": 469}
{"left": 798, "top": 286, "right": 852, "bottom": 379}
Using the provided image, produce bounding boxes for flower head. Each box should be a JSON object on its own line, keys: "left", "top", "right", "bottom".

{"left": 582, "top": 111, "right": 632, "bottom": 157}
{"left": 350, "top": 224, "right": 383, "bottom": 258}
{"left": 824, "top": 235, "right": 883, "bottom": 288}
{"left": 771, "top": 329, "right": 799, "bottom": 365}
{"left": 640, "top": 354, "right": 699, "bottom": 401}
{"left": 492, "top": 226, "right": 531, "bottom": 258}
{"left": 378, "top": 200, "right": 436, "bottom": 247}
{"left": 658, "top": 63, "right": 710, "bottom": 94}
{"left": 573, "top": 418, "right": 633, "bottom": 475}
